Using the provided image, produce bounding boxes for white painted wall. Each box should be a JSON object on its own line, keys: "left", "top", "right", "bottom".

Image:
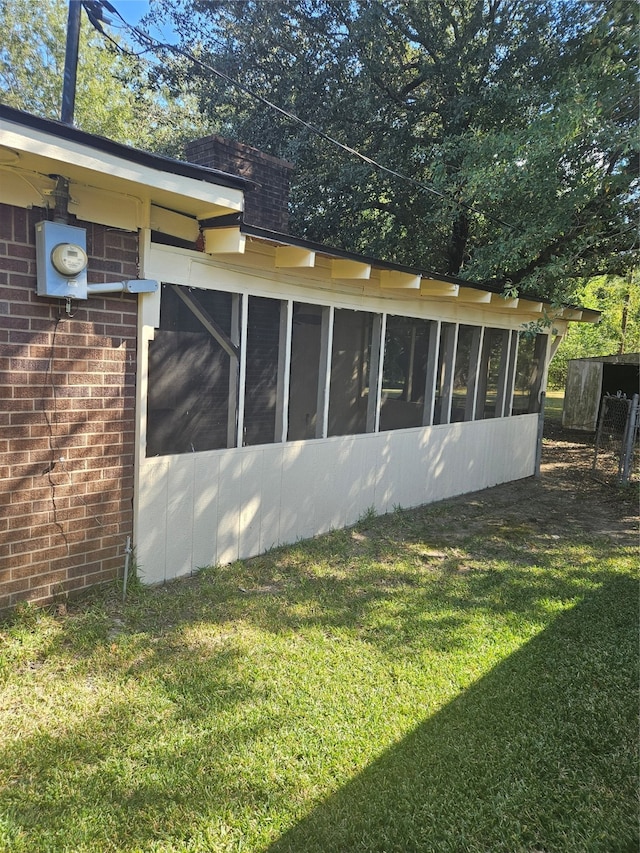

{"left": 136, "top": 415, "right": 537, "bottom": 584}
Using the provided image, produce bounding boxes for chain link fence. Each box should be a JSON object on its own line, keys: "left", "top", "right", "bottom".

{"left": 592, "top": 393, "right": 639, "bottom": 485}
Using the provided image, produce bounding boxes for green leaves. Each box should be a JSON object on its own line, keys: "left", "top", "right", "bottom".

{"left": 547, "top": 273, "right": 640, "bottom": 389}
{"left": 0, "top": 0, "right": 210, "bottom": 155}
{"left": 144, "top": 0, "right": 638, "bottom": 303}
{"left": 3, "top": 0, "right": 635, "bottom": 304}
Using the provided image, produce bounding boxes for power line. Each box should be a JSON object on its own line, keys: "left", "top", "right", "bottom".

{"left": 82, "top": 1, "right": 155, "bottom": 56}
{"left": 85, "top": 0, "right": 517, "bottom": 231}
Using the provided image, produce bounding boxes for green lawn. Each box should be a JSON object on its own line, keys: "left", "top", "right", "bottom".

{"left": 0, "top": 499, "right": 637, "bottom": 852}
{"left": 544, "top": 388, "right": 565, "bottom": 423}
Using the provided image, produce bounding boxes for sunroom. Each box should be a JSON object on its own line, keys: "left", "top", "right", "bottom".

{"left": 135, "top": 224, "right": 595, "bottom": 584}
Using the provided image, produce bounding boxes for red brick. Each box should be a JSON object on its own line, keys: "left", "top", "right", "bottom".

{"left": 7, "top": 261, "right": 30, "bottom": 276}
{"left": 11, "top": 561, "right": 50, "bottom": 581}
{"left": 10, "top": 356, "right": 50, "bottom": 371}
{"left": 11, "top": 534, "right": 51, "bottom": 555}
{"left": 7, "top": 510, "right": 49, "bottom": 530}
{"left": 57, "top": 575, "right": 88, "bottom": 594}
{"left": 0, "top": 448, "right": 31, "bottom": 465}
{"left": 2, "top": 316, "right": 29, "bottom": 330}
{"left": 1, "top": 210, "right": 137, "bottom": 611}
{"left": 2, "top": 399, "right": 36, "bottom": 413}
{"left": 12, "top": 385, "right": 53, "bottom": 400}
{"left": 85, "top": 568, "right": 119, "bottom": 585}
{"left": 12, "top": 586, "right": 49, "bottom": 606}
{"left": 0, "top": 551, "right": 30, "bottom": 569}
{"left": 30, "top": 569, "right": 70, "bottom": 589}
{"left": 67, "top": 561, "right": 100, "bottom": 579}
{"left": 2, "top": 576, "right": 30, "bottom": 596}
{"left": 101, "top": 553, "right": 128, "bottom": 572}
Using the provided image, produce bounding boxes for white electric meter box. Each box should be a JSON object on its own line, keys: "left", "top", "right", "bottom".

{"left": 36, "top": 221, "right": 88, "bottom": 300}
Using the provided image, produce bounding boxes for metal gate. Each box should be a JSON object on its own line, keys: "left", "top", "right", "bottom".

{"left": 592, "top": 393, "right": 639, "bottom": 484}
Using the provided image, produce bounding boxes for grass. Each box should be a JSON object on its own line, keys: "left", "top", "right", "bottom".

{"left": 0, "top": 504, "right": 637, "bottom": 852}
{"left": 544, "top": 388, "right": 565, "bottom": 423}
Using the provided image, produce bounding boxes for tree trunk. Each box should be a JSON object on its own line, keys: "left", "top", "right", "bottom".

{"left": 619, "top": 287, "right": 630, "bottom": 354}
{"left": 447, "top": 212, "right": 469, "bottom": 276}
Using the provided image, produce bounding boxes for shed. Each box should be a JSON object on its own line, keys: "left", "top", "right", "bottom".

{"left": 563, "top": 354, "right": 640, "bottom": 431}
{"left": 0, "top": 104, "right": 599, "bottom": 608}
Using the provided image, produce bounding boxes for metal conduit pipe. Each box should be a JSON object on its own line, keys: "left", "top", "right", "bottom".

{"left": 87, "top": 280, "right": 158, "bottom": 296}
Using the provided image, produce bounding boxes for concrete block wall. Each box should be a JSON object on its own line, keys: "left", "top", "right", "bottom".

{"left": 0, "top": 203, "right": 138, "bottom": 611}
{"left": 186, "top": 135, "right": 293, "bottom": 233}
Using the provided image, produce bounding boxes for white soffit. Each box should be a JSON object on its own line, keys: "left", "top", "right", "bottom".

{"left": 579, "top": 308, "right": 601, "bottom": 324}
{"left": 0, "top": 121, "right": 244, "bottom": 222}
{"left": 490, "top": 292, "right": 519, "bottom": 309}
{"left": 274, "top": 246, "right": 316, "bottom": 268}
{"left": 518, "top": 299, "right": 543, "bottom": 313}
{"left": 455, "top": 286, "right": 492, "bottom": 303}
{"left": 420, "top": 279, "right": 459, "bottom": 297}
{"left": 561, "top": 307, "right": 583, "bottom": 321}
{"left": 203, "top": 226, "right": 247, "bottom": 254}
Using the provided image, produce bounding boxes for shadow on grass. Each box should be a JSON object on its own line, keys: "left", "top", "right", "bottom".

{"left": 1, "top": 574, "right": 636, "bottom": 852}
{"left": 8, "top": 520, "right": 631, "bottom": 680}
{"left": 267, "top": 573, "right": 639, "bottom": 853}
{"left": 127, "top": 533, "right": 625, "bottom": 660}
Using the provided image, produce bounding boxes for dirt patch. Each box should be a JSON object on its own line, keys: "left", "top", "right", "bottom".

{"left": 434, "top": 421, "right": 638, "bottom": 547}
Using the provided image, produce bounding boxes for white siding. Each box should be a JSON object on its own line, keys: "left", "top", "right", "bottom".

{"left": 136, "top": 415, "right": 538, "bottom": 584}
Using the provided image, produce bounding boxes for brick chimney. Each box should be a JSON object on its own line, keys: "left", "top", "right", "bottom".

{"left": 186, "top": 135, "right": 294, "bottom": 233}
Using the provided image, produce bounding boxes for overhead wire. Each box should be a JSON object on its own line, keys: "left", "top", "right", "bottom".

{"left": 81, "top": 0, "right": 157, "bottom": 56}
{"left": 83, "top": 0, "right": 518, "bottom": 231}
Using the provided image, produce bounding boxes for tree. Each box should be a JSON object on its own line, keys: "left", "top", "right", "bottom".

{"left": 144, "top": 0, "right": 638, "bottom": 302}
{"left": 0, "top": 0, "right": 209, "bottom": 155}
{"left": 547, "top": 272, "right": 640, "bottom": 389}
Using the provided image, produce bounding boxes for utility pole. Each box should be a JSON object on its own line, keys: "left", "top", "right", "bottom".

{"left": 61, "top": 0, "right": 82, "bottom": 125}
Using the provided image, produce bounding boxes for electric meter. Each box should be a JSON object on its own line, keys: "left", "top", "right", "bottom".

{"left": 35, "top": 221, "right": 88, "bottom": 300}
{"left": 51, "top": 242, "right": 88, "bottom": 277}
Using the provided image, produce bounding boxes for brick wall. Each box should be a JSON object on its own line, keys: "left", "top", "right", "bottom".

{"left": 186, "top": 135, "right": 293, "bottom": 233}
{"left": 0, "top": 203, "right": 138, "bottom": 612}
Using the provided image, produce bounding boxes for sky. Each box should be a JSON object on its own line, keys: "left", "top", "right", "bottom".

{"left": 106, "top": 0, "right": 178, "bottom": 43}
{"left": 111, "top": 0, "right": 150, "bottom": 26}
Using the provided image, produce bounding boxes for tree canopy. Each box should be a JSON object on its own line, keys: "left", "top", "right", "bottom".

{"left": 547, "top": 272, "right": 640, "bottom": 388}
{"left": 0, "top": 0, "right": 209, "bottom": 154}
{"left": 143, "top": 0, "right": 638, "bottom": 302}
{"left": 1, "top": 0, "right": 636, "bottom": 304}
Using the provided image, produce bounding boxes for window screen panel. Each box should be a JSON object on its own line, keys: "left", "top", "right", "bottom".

{"left": 477, "top": 328, "right": 509, "bottom": 419}
{"left": 450, "top": 325, "right": 476, "bottom": 423}
{"left": 328, "top": 309, "right": 374, "bottom": 437}
{"left": 380, "top": 316, "right": 431, "bottom": 431}
{"left": 433, "top": 322, "right": 456, "bottom": 425}
{"left": 288, "top": 302, "right": 323, "bottom": 441}
{"left": 147, "top": 284, "right": 236, "bottom": 456}
{"left": 512, "top": 333, "right": 547, "bottom": 415}
{"left": 243, "top": 296, "right": 283, "bottom": 446}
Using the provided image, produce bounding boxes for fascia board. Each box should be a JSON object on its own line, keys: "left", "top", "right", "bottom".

{"left": 0, "top": 121, "right": 244, "bottom": 215}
